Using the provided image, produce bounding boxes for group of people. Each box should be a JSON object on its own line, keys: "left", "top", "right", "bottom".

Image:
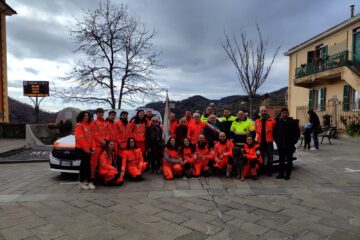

{"left": 74, "top": 106, "right": 300, "bottom": 190}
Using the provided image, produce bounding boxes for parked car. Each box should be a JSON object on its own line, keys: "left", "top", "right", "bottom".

{"left": 49, "top": 109, "right": 162, "bottom": 174}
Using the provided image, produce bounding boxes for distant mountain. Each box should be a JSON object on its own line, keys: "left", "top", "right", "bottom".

{"left": 145, "top": 87, "right": 288, "bottom": 118}
{"left": 8, "top": 97, "right": 57, "bottom": 124}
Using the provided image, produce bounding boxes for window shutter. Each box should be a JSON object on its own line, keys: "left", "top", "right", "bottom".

{"left": 307, "top": 51, "right": 314, "bottom": 64}
{"left": 308, "top": 89, "right": 313, "bottom": 110}
{"left": 320, "top": 88, "right": 326, "bottom": 111}
{"left": 343, "top": 85, "right": 350, "bottom": 111}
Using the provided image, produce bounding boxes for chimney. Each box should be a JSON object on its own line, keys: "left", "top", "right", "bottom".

{"left": 350, "top": 5, "right": 355, "bottom": 18}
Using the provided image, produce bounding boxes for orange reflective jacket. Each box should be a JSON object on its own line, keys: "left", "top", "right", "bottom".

{"left": 243, "top": 143, "right": 263, "bottom": 164}
{"left": 170, "top": 120, "right": 178, "bottom": 137}
{"left": 121, "top": 148, "right": 144, "bottom": 172}
{"left": 106, "top": 121, "right": 117, "bottom": 142}
{"left": 115, "top": 120, "right": 132, "bottom": 149}
{"left": 194, "top": 145, "right": 213, "bottom": 163}
{"left": 74, "top": 121, "right": 93, "bottom": 152}
{"left": 91, "top": 118, "right": 108, "bottom": 148}
{"left": 182, "top": 147, "right": 194, "bottom": 164}
{"left": 130, "top": 120, "right": 147, "bottom": 142}
{"left": 99, "top": 151, "right": 119, "bottom": 178}
{"left": 214, "top": 140, "right": 233, "bottom": 161}
{"left": 255, "top": 117, "right": 276, "bottom": 143}
{"left": 187, "top": 121, "right": 205, "bottom": 144}
{"left": 163, "top": 148, "right": 181, "bottom": 165}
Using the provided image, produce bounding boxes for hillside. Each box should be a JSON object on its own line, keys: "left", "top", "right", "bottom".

{"left": 145, "top": 87, "right": 287, "bottom": 117}
{"left": 8, "top": 97, "right": 57, "bottom": 124}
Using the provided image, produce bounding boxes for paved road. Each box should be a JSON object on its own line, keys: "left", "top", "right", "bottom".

{"left": 0, "top": 139, "right": 359, "bottom": 240}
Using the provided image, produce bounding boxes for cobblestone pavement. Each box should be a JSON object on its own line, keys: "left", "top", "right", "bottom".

{"left": 0, "top": 139, "right": 360, "bottom": 240}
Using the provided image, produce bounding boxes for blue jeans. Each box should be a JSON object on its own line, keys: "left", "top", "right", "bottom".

{"left": 312, "top": 131, "right": 319, "bottom": 149}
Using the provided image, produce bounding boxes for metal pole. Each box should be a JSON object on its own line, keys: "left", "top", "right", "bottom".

{"left": 35, "top": 96, "right": 39, "bottom": 124}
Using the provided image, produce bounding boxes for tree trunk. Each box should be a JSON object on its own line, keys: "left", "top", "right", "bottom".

{"left": 118, "top": 79, "right": 125, "bottom": 109}
{"left": 249, "top": 96, "right": 253, "bottom": 116}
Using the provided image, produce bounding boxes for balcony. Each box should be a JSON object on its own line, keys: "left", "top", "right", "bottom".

{"left": 295, "top": 51, "right": 349, "bottom": 79}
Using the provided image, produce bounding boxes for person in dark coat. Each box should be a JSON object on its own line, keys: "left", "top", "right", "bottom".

{"left": 307, "top": 110, "right": 321, "bottom": 150}
{"left": 203, "top": 114, "right": 224, "bottom": 148}
{"left": 175, "top": 117, "right": 188, "bottom": 147}
{"left": 145, "top": 117, "right": 164, "bottom": 173}
{"left": 273, "top": 108, "right": 300, "bottom": 180}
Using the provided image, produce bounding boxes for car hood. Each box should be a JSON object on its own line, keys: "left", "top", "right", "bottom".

{"left": 53, "top": 134, "right": 75, "bottom": 149}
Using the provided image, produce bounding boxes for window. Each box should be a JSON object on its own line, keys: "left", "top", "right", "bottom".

{"left": 343, "top": 85, "right": 360, "bottom": 111}
{"left": 309, "top": 88, "right": 326, "bottom": 111}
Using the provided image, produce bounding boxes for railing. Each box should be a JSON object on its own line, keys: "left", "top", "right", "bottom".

{"left": 296, "top": 103, "right": 360, "bottom": 130}
{"left": 295, "top": 51, "right": 349, "bottom": 79}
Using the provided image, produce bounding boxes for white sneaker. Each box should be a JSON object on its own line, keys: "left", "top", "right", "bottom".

{"left": 88, "top": 182, "right": 96, "bottom": 190}
{"left": 79, "top": 182, "right": 90, "bottom": 190}
{"left": 310, "top": 147, "right": 318, "bottom": 151}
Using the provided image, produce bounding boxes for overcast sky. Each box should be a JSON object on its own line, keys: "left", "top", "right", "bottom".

{"left": 5, "top": 0, "right": 357, "bottom": 112}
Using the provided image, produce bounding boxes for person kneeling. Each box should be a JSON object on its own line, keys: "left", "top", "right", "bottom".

{"left": 243, "top": 136, "right": 263, "bottom": 180}
{"left": 121, "top": 138, "right": 147, "bottom": 181}
{"left": 163, "top": 137, "right": 183, "bottom": 180}
{"left": 98, "top": 141, "right": 123, "bottom": 186}
{"left": 213, "top": 132, "right": 234, "bottom": 177}
{"left": 193, "top": 135, "right": 214, "bottom": 177}
{"left": 179, "top": 138, "right": 195, "bottom": 178}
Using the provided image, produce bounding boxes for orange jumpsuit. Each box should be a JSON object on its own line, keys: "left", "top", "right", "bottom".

{"left": 214, "top": 140, "right": 234, "bottom": 171}
{"left": 121, "top": 148, "right": 147, "bottom": 178}
{"left": 170, "top": 120, "right": 178, "bottom": 137}
{"left": 193, "top": 145, "right": 214, "bottom": 176}
{"left": 115, "top": 120, "right": 132, "bottom": 156}
{"left": 163, "top": 148, "right": 183, "bottom": 180}
{"left": 99, "top": 151, "right": 123, "bottom": 184}
{"left": 90, "top": 118, "right": 108, "bottom": 179}
{"left": 243, "top": 143, "right": 263, "bottom": 177}
{"left": 74, "top": 121, "right": 93, "bottom": 152}
{"left": 187, "top": 121, "right": 205, "bottom": 144}
{"left": 130, "top": 120, "right": 147, "bottom": 153}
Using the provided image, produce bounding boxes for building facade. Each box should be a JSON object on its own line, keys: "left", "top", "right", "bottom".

{"left": 285, "top": 11, "right": 360, "bottom": 128}
{"left": 0, "top": 0, "right": 16, "bottom": 123}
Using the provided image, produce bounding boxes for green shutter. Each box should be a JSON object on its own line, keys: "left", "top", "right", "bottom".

{"left": 343, "top": 85, "right": 350, "bottom": 111}
{"left": 321, "top": 46, "right": 328, "bottom": 60}
{"left": 308, "top": 89, "right": 313, "bottom": 110}
{"left": 320, "top": 88, "right": 326, "bottom": 111}
{"left": 307, "top": 51, "right": 314, "bottom": 64}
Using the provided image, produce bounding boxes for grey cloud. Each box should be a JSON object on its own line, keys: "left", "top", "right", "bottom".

{"left": 24, "top": 67, "right": 39, "bottom": 75}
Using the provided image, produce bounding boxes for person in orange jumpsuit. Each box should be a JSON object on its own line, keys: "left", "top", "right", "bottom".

{"left": 169, "top": 113, "right": 178, "bottom": 138}
{"left": 163, "top": 137, "right": 183, "bottom": 180}
{"left": 193, "top": 134, "right": 214, "bottom": 177}
{"left": 115, "top": 111, "right": 132, "bottom": 157}
{"left": 130, "top": 110, "right": 148, "bottom": 154}
{"left": 175, "top": 117, "right": 188, "bottom": 147}
{"left": 121, "top": 138, "right": 147, "bottom": 181}
{"left": 105, "top": 111, "right": 118, "bottom": 154}
{"left": 243, "top": 135, "right": 263, "bottom": 180}
{"left": 184, "top": 111, "right": 194, "bottom": 127}
{"left": 187, "top": 113, "right": 205, "bottom": 145}
{"left": 213, "top": 132, "right": 234, "bottom": 177}
{"left": 145, "top": 109, "right": 154, "bottom": 127}
{"left": 90, "top": 108, "right": 108, "bottom": 184}
{"left": 98, "top": 140, "right": 123, "bottom": 185}
{"left": 75, "top": 111, "right": 94, "bottom": 190}
{"left": 179, "top": 137, "right": 195, "bottom": 178}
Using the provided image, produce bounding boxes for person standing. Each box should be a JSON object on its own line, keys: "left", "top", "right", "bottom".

{"left": 255, "top": 107, "right": 276, "bottom": 176}
{"left": 274, "top": 108, "right": 300, "bottom": 180}
{"left": 187, "top": 113, "right": 206, "bottom": 145}
{"left": 145, "top": 109, "right": 154, "bottom": 126}
{"left": 130, "top": 110, "right": 148, "bottom": 154}
{"left": 203, "top": 114, "right": 224, "bottom": 148}
{"left": 201, "top": 106, "right": 214, "bottom": 123}
{"left": 184, "top": 111, "right": 193, "bottom": 126}
{"left": 307, "top": 110, "right": 320, "bottom": 150}
{"left": 105, "top": 111, "right": 117, "bottom": 153}
{"left": 75, "top": 111, "right": 93, "bottom": 190}
{"left": 169, "top": 113, "right": 178, "bottom": 138}
{"left": 90, "top": 108, "right": 108, "bottom": 188}
{"left": 175, "top": 117, "right": 188, "bottom": 147}
{"left": 115, "top": 111, "right": 132, "bottom": 157}
{"left": 146, "top": 117, "right": 164, "bottom": 173}
{"left": 220, "top": 108, "right": 236, "bottom": 138}
{"left": 230, "top": 111, "right": 255, "bottom": 145}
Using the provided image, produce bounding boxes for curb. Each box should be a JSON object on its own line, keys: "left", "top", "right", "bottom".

{"left": 0, "top": 159, "right": 49, "bottom": 164}
{"left": 0, "top": 147, "right": 27, "bottom": 158}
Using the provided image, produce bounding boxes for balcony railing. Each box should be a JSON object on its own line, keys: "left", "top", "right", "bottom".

{"left": 295, "top": 51, "right": 349, "bottom": 79}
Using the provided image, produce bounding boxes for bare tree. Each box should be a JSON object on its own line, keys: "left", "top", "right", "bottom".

{"left": 222, "top": 25, "right": 280, "bottom": 114}
{"left": 57, "top": 0, "right": 161, "bottom": 109}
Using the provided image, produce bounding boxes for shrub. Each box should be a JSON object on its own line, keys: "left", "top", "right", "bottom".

{"left": 340, "top": 114, "right": 360, "bottom": 136}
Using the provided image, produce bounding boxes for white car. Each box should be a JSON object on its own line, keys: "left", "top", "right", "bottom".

{"left": 49, "top": 109, "right": 162, "bottom": 174}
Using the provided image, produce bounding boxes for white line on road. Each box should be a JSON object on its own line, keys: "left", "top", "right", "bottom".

{"left": 345, "top": 168, "right": 360, "bottom": 173}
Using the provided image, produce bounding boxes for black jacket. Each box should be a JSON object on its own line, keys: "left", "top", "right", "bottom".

{"left": 146, "top": 125, "right": 164, "bottom": 149}
{"left": 203, "top": 120, "right": 224, "bottom": 148}
{"left": 274, "top": 117, "right": 300, "bottom": 149}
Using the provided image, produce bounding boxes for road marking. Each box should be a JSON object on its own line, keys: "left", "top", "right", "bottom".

{"left": 345, "top": 168, "right": 360, "bottom": 173}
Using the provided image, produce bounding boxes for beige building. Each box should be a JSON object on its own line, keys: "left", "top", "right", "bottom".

{"left": 285, "top": 7, "right": 360, "bottom": 127}
{"left": 0, "top": 0, "right": 16, "bottom": 123}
